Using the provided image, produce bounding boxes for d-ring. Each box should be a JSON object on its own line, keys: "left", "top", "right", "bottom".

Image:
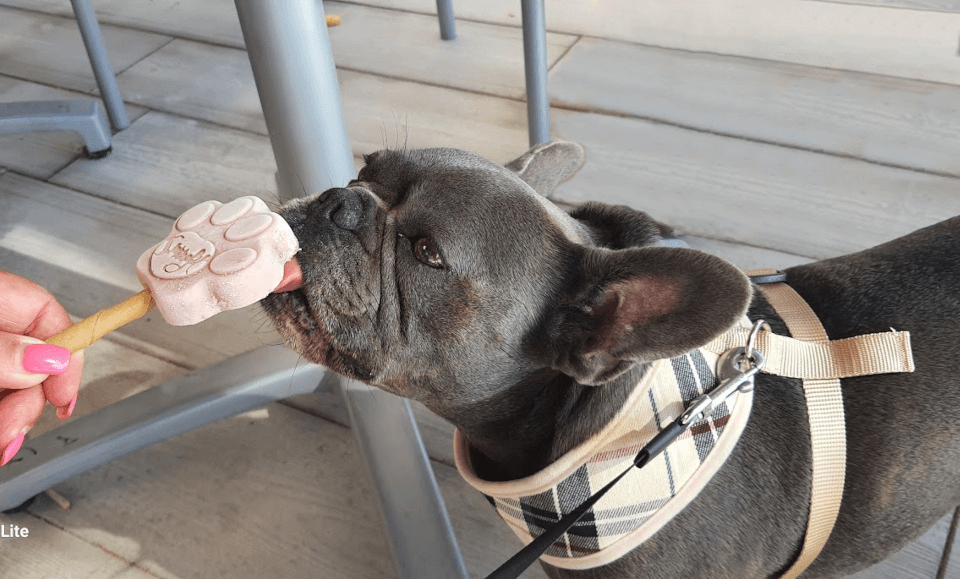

{"left": 745, "top": 320, "right": 771, "bottom": 370}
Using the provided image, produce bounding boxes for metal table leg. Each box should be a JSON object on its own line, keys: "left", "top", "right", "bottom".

{"left": 436, "top": 0, "right": 457, "bottom": 40}
{"left": 0, "top": 99, "right": 112, "bottom": 158}
{"left": 234, "top": 1, "right": 469, "bottom": 577}
{"left": 70, "top": 0, "right": 129, "bottom": 130}
{"left": 343, "top": 380, "right": 470, "bottom": 579}
{"left": 521, "top": 0, "right": 550, "bottom": 146}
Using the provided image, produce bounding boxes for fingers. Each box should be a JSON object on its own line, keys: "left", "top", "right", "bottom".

{"left": 0, "top": 386, "right": 45, "bottom": 466}
{"left": 0, "top": 271, "right": 74, "bottom": 339}
{"left": 44, "top": 350, "right": 84, "bottom": 415}
{"left": 0, "top": 274, "right": 83, "bottom": 408}
{"left": 0, "top": 331, "right": 69, "bottom": 390}
{"left": 0, "top": 331, "right": 78, "bottom": 466}
{"left": 0, "top": 272, "right": 85, "bottom": 467}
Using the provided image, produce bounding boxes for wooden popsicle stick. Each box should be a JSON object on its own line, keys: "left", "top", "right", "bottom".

{"left": 46, "top": 290, "right": 156, "bottom": 354}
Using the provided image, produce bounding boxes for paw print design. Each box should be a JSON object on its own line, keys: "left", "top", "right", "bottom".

{"left": 137, "top": 196, "right": 299, "bottom": 326}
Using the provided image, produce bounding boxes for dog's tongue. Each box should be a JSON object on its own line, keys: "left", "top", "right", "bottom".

{"left": 273, "top": 258, "right": 303, "bottom": 293}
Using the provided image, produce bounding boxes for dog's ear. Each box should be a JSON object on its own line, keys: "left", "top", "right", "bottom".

{"left": 505, "top": 141, "right": 585, "bottom": 197}
{"left": 567, "top": 201, "right": 675, "bottom": 250}
{"left": 546, "top": 247, "right": 752, "bottom": 385}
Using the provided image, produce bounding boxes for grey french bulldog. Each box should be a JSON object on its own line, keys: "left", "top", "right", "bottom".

{"left": 261, "top": 141, "right": 960, "bottom": 578}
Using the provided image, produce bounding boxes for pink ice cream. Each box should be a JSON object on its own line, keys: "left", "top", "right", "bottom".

{"left": 137, "top": 196, "right": 299, "bottom": 326}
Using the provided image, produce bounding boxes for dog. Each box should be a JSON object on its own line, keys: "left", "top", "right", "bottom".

{"left": 261, "top": 141, "right": 960, "bottom": 578}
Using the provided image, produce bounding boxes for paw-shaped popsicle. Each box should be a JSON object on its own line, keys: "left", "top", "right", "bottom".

{"left": 46, "top": 196, "right": 299, "bottom": 354}
{"left": 137, "top": 196, "right": 300, "bottom": 326}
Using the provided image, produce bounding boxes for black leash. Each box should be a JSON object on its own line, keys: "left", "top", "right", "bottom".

{"left": 483, "top": 420, "right": 686, "bottom": 579}
{"left": 483, "top": 319, "right": 769, "bottom": 579}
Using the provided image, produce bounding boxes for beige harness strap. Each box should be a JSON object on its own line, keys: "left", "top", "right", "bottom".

{"left": 704, "top": 270, "right": 914, "bottom": 578}
{"left": 704, "top": 326, "right": 914, "bottom": 379}
{"left": 754, "top": 274, "right": 848, "bottom": 579}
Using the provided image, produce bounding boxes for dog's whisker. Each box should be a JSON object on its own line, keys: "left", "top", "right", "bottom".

{"left": 286, "top": 354, "right": 307, "bottom": 397}
{"left": 378, "top": 115, "right": 389, "bottom": 150}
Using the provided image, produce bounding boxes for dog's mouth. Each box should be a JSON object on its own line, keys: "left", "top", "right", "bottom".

{"left": 263, "top": 256, "right": 377, "bottom": 382}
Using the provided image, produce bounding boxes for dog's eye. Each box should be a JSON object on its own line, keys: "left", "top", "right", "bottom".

{"left": 413, "top": 237, "right": 444, "bottom": 268}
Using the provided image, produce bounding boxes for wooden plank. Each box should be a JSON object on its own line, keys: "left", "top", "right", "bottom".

{"left": 0, "top": 76, "right": 149, "bottom": 179}
{"left": 116, "top": 39, "right": 267, "bottom": 134}
{"left": 25, "top": 403, "right": 397, "bottom": 579}
{"left": 940, "top": 507, "right": 960, "bottom": 579}
{"left": 550, "top": 38, "right": 960, "bottom": 179}
{"left": 26, "top": 336, "right": 188, "bottom": 440}
{"left": 114, "top": 39, "right": 531, "bottom": 162}
{"left": 683, "top": 235, "right": 813, "bottom": 271}
{"left": 0, "top": 510, "right": 158, "bottom": 579}
{"left": 342, "top": 0, "right": 960, "bottom": 86}
{"left": 284, "top": 390, "right": 547, "bottom": 577}
{"left": 0, "top": 6, "right": 171, "bottom": 94}
{"left": 0, "top": 0, "right": 246, "bottom": 48}
{"left": 322, "top": 2, "right": 576, "bottom": 101}
{"left": 7, "top": 0, "right": 960, "bottom": 86}
{"left": 50, "top": 111, "right": 278, "bottom": 219}
{"left": 339, "top": 69, "right": 530, "bottom": 164}
{"left": 814, "top": 0, "right": 960, "bottom": 12}
{"left": 22, "top": 397, "right": 546, "bottom": 578}
{"left": 551, "top": 108, "right": 960, "bottom": 260}
{"left": 0, "top": 172, "right": 282, "bottom": 368}
{"left": 846, "top": 511, "right": 954, "bottom": 578}
{"left": 56, "top": 78, "right": 529, "bottom": 211}
{"left": 0, "top": 1, "right": 575, "bottom": 101}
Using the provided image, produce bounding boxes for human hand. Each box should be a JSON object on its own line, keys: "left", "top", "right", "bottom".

{"left": 0, "top": 271, "right": 84, "bottom": 467}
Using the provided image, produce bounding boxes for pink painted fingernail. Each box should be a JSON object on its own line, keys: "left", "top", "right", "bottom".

{"left": 56, "top": 396, "right": 77, "bottom": 420}
{"left": 1, "top": 432, "right": 25, "bottom": 467}
{"left": 22, "top": 344, "right": 70, "bottom": 375}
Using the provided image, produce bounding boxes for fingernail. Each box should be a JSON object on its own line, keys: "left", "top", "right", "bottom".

{"left": 1, "top": 432, "right": 25, "bottom": 467}
{"left": 56, "top": 396, "right": 77, "bottom": 420}
{"left": 22, "top": 344, "right": 70, "bottom": 375}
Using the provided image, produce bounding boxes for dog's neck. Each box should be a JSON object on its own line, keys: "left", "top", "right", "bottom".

{"left": 434, "top": 365, "right": 647, "bottom": 481}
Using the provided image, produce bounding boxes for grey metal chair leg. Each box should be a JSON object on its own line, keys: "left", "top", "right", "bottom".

{"left": 521, "top": 0, "right": 550, "bottom": 146}
{"left": 0, "top": 347, "right": 326, "bottom": 512}
{"left": 235, "top": 1, "right": 469, "bottom": 577}
{"left": 70, "top": 0, "right": 129, "bottom": 131}
{"left": 0, "top": 1, "right": 122, "bottom": 157}
{"left": 436, "top": 0, "right": 457, "bottom": 40}
{"left": 0, "top": 99, "right": 112, "bottom": 158}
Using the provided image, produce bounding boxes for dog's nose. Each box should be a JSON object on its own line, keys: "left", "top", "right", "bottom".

{"left": 315, "top": 187, "right": 364, "bottom": 231}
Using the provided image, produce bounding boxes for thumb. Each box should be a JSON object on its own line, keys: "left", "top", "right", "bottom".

{"left": 0, "top": 331, "right": 70, "bottom": 390}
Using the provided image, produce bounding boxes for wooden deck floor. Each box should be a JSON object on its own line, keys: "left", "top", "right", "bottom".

{"left": 1, "top": 0, "right": 959, "bottom": 577}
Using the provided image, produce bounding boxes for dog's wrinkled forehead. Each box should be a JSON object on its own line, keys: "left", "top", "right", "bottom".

{"left": 360, "top": 147, "right": 588, "bottom": 245}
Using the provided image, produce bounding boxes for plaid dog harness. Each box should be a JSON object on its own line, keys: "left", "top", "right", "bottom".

{"left": 455, "top": 276, "right": 915, "bottom": 572}
{"left": 455, "top": 323, "right": 755, "bottom": 569}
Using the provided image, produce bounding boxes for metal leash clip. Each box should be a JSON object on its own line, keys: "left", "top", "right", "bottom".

{"left": 679, "top": 320, "right": 769, "bottom": 426}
